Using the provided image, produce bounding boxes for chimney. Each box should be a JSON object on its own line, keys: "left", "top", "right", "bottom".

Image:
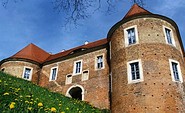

{"left": 84, "top": 41, "right": 89, "bottom": 45}
{"left": 61, "top": 49, "right": 65, "bottom": 52}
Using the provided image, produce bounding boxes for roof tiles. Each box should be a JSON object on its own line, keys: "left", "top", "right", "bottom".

{"left": 11, "top": 43, "right": 51, "bottom": 63}
{"left": 124, "top": 4, "right": 152, "bottom": 19}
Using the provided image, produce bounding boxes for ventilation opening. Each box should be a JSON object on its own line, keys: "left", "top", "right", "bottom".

{"left": 1, "top": 68, "right": 5, "bottom": 72}
{"left": 69, "top": 87, "right": 82, "bottom": 100}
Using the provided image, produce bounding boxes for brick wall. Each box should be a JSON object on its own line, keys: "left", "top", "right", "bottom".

{"left": 1, "top": 61, "right": 40, "bottom": 84}
{"left": 39, "top": 48, "right": 110, "bottom": 109}
{"left": 110, "top": 17, "right": 185, "bottom": 113}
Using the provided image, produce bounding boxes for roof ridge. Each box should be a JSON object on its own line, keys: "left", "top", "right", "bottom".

{"left": 124, "top": 4, "right": 152, "bottom": 19}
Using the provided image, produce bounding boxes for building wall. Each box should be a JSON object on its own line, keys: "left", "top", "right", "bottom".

{"left": 0, "top": 61, "right": 40, "bottom": 84}
{"left": 39, "top": 48, "right": 110, "bottom": 109}
{"left": 110, "top": 17, "right": 185, "bottom": 113}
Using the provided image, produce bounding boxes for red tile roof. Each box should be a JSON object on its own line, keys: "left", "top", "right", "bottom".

{"left": 9, "top": 38, "right": 108, "bottom": 64}
{"left": 10, "top": 43, "right": 51, "bottom": 63}
{"left": 45, "top": 38, "right": 108, "bottom": 62}
{"left": 124, "top": 4, "right": 152, "bottom": 19}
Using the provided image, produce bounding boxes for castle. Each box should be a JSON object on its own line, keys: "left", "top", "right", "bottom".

{"left": 1, "top": 4, "right": 185, "bottom": 113}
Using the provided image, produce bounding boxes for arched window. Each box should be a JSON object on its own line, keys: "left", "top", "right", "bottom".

{"left": 66, "top": 85, "right": 84, "bottom": 100}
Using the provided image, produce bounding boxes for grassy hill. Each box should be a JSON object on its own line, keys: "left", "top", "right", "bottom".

{"left": 0, "top": 72, "right": 109, "bottom": 113}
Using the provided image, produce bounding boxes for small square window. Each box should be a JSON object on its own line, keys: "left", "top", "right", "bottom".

{"left": 124, "top": 25, "right": 138, "bottom": 47}
{"left": 22, "top": 67, "right": 33, "bottom": 80}
{"left": 73, "top": 60, "right": 82, "bottom": 75}
{"left": 127, "top": 59, "right": 143, "bottom": 84}
{"left": 49, "top": 67, "right": 58, "bottom": 81}
{"left": 169, "top": 59, "right": 183, "bottom": 83}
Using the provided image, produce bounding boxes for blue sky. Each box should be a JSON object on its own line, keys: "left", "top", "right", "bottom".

{"left": 0, "top": 0, "right": 185, "bottom": 60}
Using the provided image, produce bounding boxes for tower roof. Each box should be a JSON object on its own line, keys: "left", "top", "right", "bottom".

{"left": 10, "top": 43, "right": 50, "bottom": 63}
{"left": 124, "top": 4, "right": 152, "bottom": 18}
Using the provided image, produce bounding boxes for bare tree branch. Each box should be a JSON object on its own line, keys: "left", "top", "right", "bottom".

{"left": 1, "top": 0, "right": 145, "bottom": 27}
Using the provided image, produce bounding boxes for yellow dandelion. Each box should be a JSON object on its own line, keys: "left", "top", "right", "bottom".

{"left": 3, "top": 92, "right": 9, "bottom": 95}
{"left": 9, "top": 102, "right": 15, "bottom": 109}
{"left": 61, "top": 112, "right": 65, "bottom": 113}
{"left": 38, "top": 102, "right": 43, "bottom": 107}
{"left": 66, "top": 107, "right": 69, "bottom": 110}
{"left": 26, "top": 95, "right": 31, "bottom": 98}
{"left": 25, "top": 100, "right": 29, "bottom": 103}
{"left": 28, "top": 107, "right": 32, "bottom": 111}
{"left": 51, "top": 107, "right": 56, "bottom": 112}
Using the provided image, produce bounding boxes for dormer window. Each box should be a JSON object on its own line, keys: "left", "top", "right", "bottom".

{"left": 163, "top": 26, "right": 176, "bottom": 46}
{"left": 73, "top": 60, "right": 82, "bottom": 75}
{"left": 124, "top": 25, "right": 139, "bottom": 47}
{"left": 49, "top": 67, "right": 58, "bottom": 81}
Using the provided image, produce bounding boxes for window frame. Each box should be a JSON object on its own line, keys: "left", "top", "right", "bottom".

{"left": 82, "top": 70, "right": 89, "bottom": 81}
{"left": 49, "top": 66, "right": 58, "bottom": 81}
{"left": 22, "top": 66, "right": 33, "bottom": 81}
{"left": 73, "top": 60, "right": 83, "bottom": 75}
{"left": 163, "top": 25, "right": 176, "bottom": 46}
{"left": 95, "top": 54, "right": 105, "bottom": 70}
{"left": 65, "top": 74, "right": 72, "bottom": 84}
{"left": 127, "top": 59, "right": 143, "bottom": 84}
{"left": 124, "top": 25, "right": 139, "bottom": 47}
{"left": 169, "top": 59, "right": 183, "bottom": 83}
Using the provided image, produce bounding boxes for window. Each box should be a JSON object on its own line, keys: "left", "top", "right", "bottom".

{"left": 169, "top": 59, "right": 183, "bottom": 83}
{"left": 163, "top": 26, "right": 175, "bottom": 46}
{"left": 22, "top": 67, "right": 33, "bottom": 80}
{"left": 73, "top": 60, "right": 82, "bottom": 75}
{"left": 96, "top": 55, "right": 104, "bottom": 69}
{"left": 66, "top": 74, "right": 72, "bottom": 84}
{"left": 124, "top": 25, "right": 138, "bottom": 47}
{"left": 127, "top": 59, "right": 143, "bottom": 84}
{"left": 49, "top": 67, "right": 58, "bottom": 81}
{"left": 82, "top": 70, "right": 89, "bottom": 81}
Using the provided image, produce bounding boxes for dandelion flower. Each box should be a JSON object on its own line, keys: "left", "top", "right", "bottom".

{"left": 51, "top": 107, "right": 56, "bottom": 112}
{"left": 9, "top": 102, "right": 15, "bottom": 109}
{"left": 25, "top": 101, "right": 29, "bottom": 103}
{"left": 3, "top": 92, "right": 9, "bottom": 95}
{"left": 28, "top": 107, "right": 32, "bottom": 111}
{"left": 38, "top": 102, "right": 43, "bottom": 107}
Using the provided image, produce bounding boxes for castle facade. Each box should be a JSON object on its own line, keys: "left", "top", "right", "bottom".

{"left": 1, "top": 4, "right": 185, "bottom": 113}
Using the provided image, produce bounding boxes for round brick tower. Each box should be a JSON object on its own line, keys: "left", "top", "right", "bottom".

{"left": 108, "top": 4, "right": 185, "bottom": 113}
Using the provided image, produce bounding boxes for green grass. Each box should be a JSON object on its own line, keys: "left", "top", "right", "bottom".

{"left": 0, "top": 72, "right": 109, "bottom": 113}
